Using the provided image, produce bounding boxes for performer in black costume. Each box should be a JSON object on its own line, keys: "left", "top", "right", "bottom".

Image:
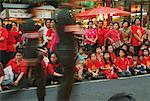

{"left": 22, "top": 4, "right": 45, "bottom": 101}
{"left": 56, "top": 3, "right": 77, "bottom": 101}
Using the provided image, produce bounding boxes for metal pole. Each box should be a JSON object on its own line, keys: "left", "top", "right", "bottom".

{"left": 140, "top": 0, "right": 143, "bottom": 26}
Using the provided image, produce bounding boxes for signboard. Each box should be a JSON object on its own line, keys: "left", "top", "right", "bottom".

{"left": 1, "top": 9, "right": 7, "bottom": 19}
{"left": 8, "top": 9, "right": 31, "bottom": 18}
{"left": 36, "top": 10, "right": 52, "bottom": 19}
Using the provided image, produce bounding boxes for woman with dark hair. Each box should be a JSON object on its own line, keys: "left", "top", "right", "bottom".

{"left": 0, "top": 18, "right": 8, "bottom": 66}
{"left": 84, "top": 21, "right": 98, "bottom": 53}
{"left": 101, "top": 51, "right": 118, "bottom": 79}
{"left": 120, "top": 20, "right": 132, "bottom": 45}
{"left": 115, "top": 49, "right": 131, "bottom": 77}
{"left": 131, "top": 18, "right": 145, "bottom": 55}
{"left": 105, "top": 22, "right": 123, "bottom": 54}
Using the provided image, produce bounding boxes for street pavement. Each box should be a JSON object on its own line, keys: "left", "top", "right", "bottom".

{"left": 1, "top": 74, "right": 150, "bottom": 101}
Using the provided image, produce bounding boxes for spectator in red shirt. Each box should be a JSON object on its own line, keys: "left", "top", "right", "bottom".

{"left": 131, "top": 18, "right": 145, "bottom": 55}
{"left": 115, "top": 49, "right": 131, "bottom": 77}
{"left": 0, "top": 19, "right": 8, "bottom": 66}
{"left": 128, "top": 46, "right": 135, "bottom": 60}
{"left": 86, "top": 53, "right": 101, "bottom": 80}
{"left": 101, "top": 51, "right": 118, "bottom": 79}
{"left": 37, "top": 48, "right": 63, "bottom": 85}
{"left": 6, "top": 50, "right": 27, "bottom": 87}
{"left": 5, "top": 24, "right": 17, "bottom": 64}
{"left": 11, "top": 22, "right": 22, "bottom": 44}
{"left": 107, "top": 45, "right": 116, "bottom": 62}
{"left": 85, "top": 21, "right": 98, "bottom": 52}
{"left": 97, "top": 20, "right": 110, "bottom": 46}
{"left": 105, "top": 22, "right": 123, "bottom": 50}
{"left": 0, "top": 63, "right": 4, "bottom": 91}
{"left": 46, "top": 19, "right": 59, "bottom": 54}
{"left": 141, "top": 49, "right": 150, "bottom": 73}
{"left": 129, "top": 54, "right": 147, "bottom": 76}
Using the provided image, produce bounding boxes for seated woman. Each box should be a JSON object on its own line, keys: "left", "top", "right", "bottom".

{"left": 101, "top": 51, "right": 118, "bottom": 79}
{"left": 86, "top": 53, "right": 102, "bottom": 80}
{"left": 0, "top": 63, "right": 5, "bottom": 91}
{"left": 129, "top": 54, "right": 147, "bottom": 76}
{"left": 46, "top": 53, "right": 64, "bottom": 85}
{"left": 5, "top": 50, "right": 27, "bottom": 87}
{"left": 115, "top": 49, "right": 131, "bottom": 77}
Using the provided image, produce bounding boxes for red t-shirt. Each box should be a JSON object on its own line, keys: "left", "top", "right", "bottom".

{"left": 105, "top": 29, "right": 123, "bottom": 44}
{"left": 142, "top": 56, "right": 150, "bottom": 66}
{"left": 110, "top": 52, "right": 116, "bottom": 62}
{"left": 6, "top": 58, "right": 27, "bottom": 74}
{"left": 101, "top": 60, "right": 113, "bottom": 73}
{"left": 129, "top": 57, "right": 141, "bottom": 67}
{"left": 115, "top": 57, "right": 129, "bottom": 71}
{"left": 87, "top": 60, "right": 101, "bottom": 71}
{"left": 46, "top": 29, "right": 52, "bottom": 48}
{"left": 0, "top": 27, "right": 8, "bottom": 50}
{"left": 85, "top": 28, "right": 98, "bottom": 45}
{"left": 131, "top": 25, "right": 145, "bottom": 46}
{"left": 97, "top": 28, "right": 109, "bottom": 45}
{"left": 7, "top": 30, "right": 17, "bottom": 52}
{"left": 41, "top": 61, "right": 55, "bottom": 79}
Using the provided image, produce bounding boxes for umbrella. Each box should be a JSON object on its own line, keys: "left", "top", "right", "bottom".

{"left": 76, "top": 6, "right": 132, "bottom": 18}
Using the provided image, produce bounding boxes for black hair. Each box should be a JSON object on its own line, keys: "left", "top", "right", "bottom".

{"left": 142, "top": 49, "right": 149, "bottom": 56}
{"left": 103, "top": 51, "right": 113, "bottom": 65}
{"left": 6, "top": 24, "right": 12, "bottom": 31}
{"left": 107, "top": 44, "right": 114, "bottom": 51}
{"left": 113, "top": 22, "right": 120, "bottom": 29}
{"left": 121, "top": 44, "right": 129, "bottom": 51}
{"left": 119, "top": 48, "right": 127, "bottom": 57}
{"left": 108, "top": 92, "right": 136, "bottom": 101}
{"left": 45, "top": 19, "right": 55, "bottom": 25}
{"left": 15, "top": 50, "right": 24, "bottom": 56}
{"left": 133, "top": 18, "right": 141, "bottom": 24}
{"left": 49, "top": 52, "right": 59, "bottom": 64}
{"left": 122, "top": 20, "right": 130, "bottom": 28}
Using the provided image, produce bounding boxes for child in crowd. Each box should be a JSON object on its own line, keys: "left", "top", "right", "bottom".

{"left": 0, "top": 63, "right": 4, "bottom": 91}
{"left": 107, "top": 45, "right": 116, "bottom": 62}
{"left": 115, "top": 49, "right": 131, "bottom": 77}
{"left": 141, "top": 49, "right": 150, "bottom": 73}
{"left": 129, "top": 54, "right": 147, "bottom": 76}
{"left": 101, "top": 51, "right": 118, "bottom": 79}
{"left": 95, "top": 46, "right": 103, "bottom": 63}
{"left": 86, "top": 53, "right": 101, "bottom": 80}
{"left": 74, "top": 48, "right": 88, "bottom": 81}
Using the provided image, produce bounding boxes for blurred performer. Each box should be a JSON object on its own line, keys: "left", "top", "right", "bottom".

{"left": 22, "top": 4, "right": 45, "bottom": 101}
{"left": 56, "top": 1, "right": 80, "bottom": 101}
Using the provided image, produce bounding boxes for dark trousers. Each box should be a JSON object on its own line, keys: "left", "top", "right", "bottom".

{"left": 56, "top": 50, "right": 75, "bottom": 101}
{"left": 0, "top": 50, "right": 6, "bottom": 66}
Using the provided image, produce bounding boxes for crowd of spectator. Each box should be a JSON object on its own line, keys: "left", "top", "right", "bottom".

{"left": 0, "top": 17, "right": 150, "bottom": 91}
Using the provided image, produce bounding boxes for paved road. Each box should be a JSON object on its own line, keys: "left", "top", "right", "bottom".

{"left": 1, "top": 74, "right": 150, "bottom": 101}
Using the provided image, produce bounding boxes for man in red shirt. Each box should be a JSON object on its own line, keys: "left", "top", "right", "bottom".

{"left": 131, "top": 18, "right": 145, "bottom": 55}
{"left": 97, "top": 20, "right": 110, "bottom": 46}
{"left": 0, "top": 19, "right": 8, "bottom": 66}
{"left": 6, "top": 50, "right": 27, "bottom": 87}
